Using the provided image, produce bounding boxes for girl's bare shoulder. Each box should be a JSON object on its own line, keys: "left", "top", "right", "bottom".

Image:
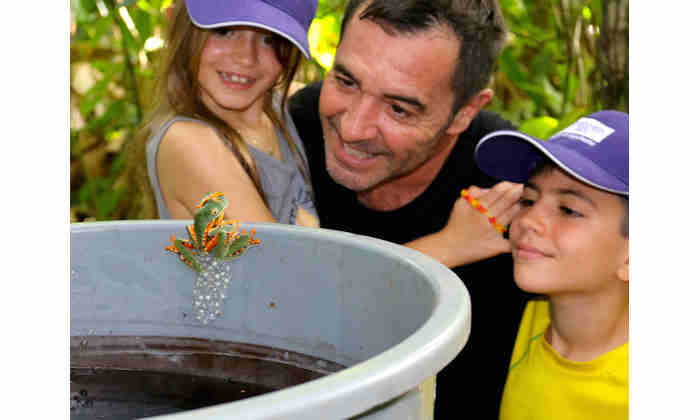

{"left": 161, "top": 119, "right": 225, "bottom": 149}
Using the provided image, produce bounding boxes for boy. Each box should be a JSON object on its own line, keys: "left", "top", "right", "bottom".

{"left": 474, "top": 110, "right": 629, "bottom": 419}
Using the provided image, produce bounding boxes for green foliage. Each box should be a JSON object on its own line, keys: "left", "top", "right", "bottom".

{"left": 70, "top": 0, "right": 628, "bottom": 222}
{"left": 71, "top": 0, "right": 169, "bottom": 221}
{"left": 519, "top": 116, "right": 560, "bottom": 139}
{"left": 492, "top": 0, "right": 628, "bottom": 135}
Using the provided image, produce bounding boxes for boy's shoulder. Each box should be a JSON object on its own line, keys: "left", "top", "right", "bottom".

{"left": 518, "top": 297, "right": 551, "bottom": 339}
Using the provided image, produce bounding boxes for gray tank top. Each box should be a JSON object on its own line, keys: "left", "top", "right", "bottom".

{"left": 146, "top": 111, "right": 318, "bottom": 225}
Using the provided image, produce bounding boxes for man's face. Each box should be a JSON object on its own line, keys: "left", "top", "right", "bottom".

{"left": 319, "top": 14, "right": 463, "bottom": 193}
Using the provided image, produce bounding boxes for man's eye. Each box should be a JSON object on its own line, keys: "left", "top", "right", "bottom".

{"left": 391, "top": 104, "right": 408, "bottom": 117}
{"left": 519, "top": 198, "right": 534, "bottom": 207}
{"left": 335, "top": 76, "right": 354, "bottom": 87}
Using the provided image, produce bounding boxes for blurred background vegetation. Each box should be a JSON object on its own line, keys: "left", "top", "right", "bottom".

{"left": 70, "top": 0, "right": 628, "bottom": 222}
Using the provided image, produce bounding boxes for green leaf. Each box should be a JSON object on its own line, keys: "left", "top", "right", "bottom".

{"left": 557, "top": 107, "right": 589, "bottom": 130}
{"left": 519, "top": 116, "right": 560, "bottom": 139}
{"left": 499, "top": 48, "right": 527, "bottom": 85}
{"left": 115, "top": 11, "right": 141, "bottom": 51}
{"left": 91, "top": 59, "right": 121, "bottom": 74}
{"left": 122, "top": 102, "right": 142, "bottom": 127}
{"left": 136, "top": 0, "right": 164, "bottom": 13}
{"left": 85, "top": 100, "right": 126, "bottom": 132}
{"left": 110, "top": 147, "right": 127, "bottom": 175}
{"left": 539, "top": 77, "right": 564, "bottom": 114}
{"left": 88, "top": 16, "right": 113, "bottom": 46}
{"left": 77, "top": 180, "right": 93, "bottom": 205}
{"left": 96, "top": 184, "right": 127, "bottom": 219}
{"left": 79, "top": 0, "right": 98, "bottom": 14}
{"left": 70, "top": 130, "right": 81, "bottom": 154}
{"left": 129, "top": 6, "right": 153, "bottom": 44}
{"left": 79, "top": 76, "right": 111, "bottom": 115}
{"left": 500, "top": 0, "right": 526, "bottom": 19}
{"left": 117, "top": 0, "right": 138, "bottom": 7}
{"left": 582, "top": 6, "right": 592, "bottom": 21}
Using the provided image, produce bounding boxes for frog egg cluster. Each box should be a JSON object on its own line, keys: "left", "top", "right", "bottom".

{"left": 192, "top": 254, "right": 233, "bottom": 325}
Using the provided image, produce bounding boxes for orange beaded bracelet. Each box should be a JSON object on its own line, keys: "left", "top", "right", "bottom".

{"left": 461, "top": 189, "right": 507, "bottom": 233}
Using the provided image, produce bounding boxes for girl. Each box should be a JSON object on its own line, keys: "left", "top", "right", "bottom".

{"left": 128, "top": 0, "right": 319, "bottom": 227}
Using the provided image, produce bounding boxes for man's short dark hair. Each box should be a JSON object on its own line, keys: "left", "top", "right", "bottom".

{"left": 339, "top": 0, "right": 508, "bottom": 117}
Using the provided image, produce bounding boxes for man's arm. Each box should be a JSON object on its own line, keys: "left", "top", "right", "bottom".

{"left": 404, "top": 181, "right": 522, "bottom": 267}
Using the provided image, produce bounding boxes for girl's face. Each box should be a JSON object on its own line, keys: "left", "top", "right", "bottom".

{"left": 198, "top": 26, "right": 283, "bottom": 117}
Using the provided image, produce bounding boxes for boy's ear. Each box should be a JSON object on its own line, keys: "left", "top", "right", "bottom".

{"left": 445, "top": 88, "right": 493, "bottom": 136}
{"left": 616, "top": 245, "right": 629, "bottom": 283}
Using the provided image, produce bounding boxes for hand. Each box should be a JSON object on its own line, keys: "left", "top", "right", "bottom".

{"left": 439, "top": 181, "right": 523, "bottom": 266}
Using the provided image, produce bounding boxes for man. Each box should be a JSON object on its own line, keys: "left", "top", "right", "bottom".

{"left": 290, "top": 0, "right": 529, "bottom": 417}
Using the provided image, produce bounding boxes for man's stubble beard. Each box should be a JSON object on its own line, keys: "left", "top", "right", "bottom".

{"left": 323, "top": 116, "right": 453, "bottom": 194}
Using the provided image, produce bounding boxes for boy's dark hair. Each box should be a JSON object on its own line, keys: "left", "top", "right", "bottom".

{"left": 529, "top": 160, "right": 629, "bottom": 238}
{"left": 339, "top": 0, "right": 507, "bottom": 117}
{"left": 618, "top": 196, "right": 628, "bottom": 238}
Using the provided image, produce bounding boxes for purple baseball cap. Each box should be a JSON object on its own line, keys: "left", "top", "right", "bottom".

{"left": 474, "top": 110, "right": 629, "bottom": 196}
{"left": 184, "top": 0, "right": 318, "bottom": 59}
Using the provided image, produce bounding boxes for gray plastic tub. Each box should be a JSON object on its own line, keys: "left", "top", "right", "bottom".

{"left": 70, "top": 221, "right": 471, "bottom": 419}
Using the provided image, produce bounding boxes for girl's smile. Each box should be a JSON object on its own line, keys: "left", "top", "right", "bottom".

{"left": 218, "top": 71, "right": 256, "bottom": 87}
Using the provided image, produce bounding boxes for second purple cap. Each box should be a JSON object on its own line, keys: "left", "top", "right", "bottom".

{"left": 475, "top": 110, "right": 629, "bottom": 196}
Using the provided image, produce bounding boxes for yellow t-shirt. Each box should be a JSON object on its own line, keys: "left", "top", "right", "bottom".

{"left": 500, "top": 299, "right": 628, "bottom": 420}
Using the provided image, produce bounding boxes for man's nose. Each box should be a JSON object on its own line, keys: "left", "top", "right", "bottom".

{"left": 340, "top": 95, "right": 379, "bottom": 142}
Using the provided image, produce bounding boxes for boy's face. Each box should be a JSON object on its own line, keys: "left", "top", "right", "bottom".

{"left": 509, "top": 167, "right": 628, "bottom": 296}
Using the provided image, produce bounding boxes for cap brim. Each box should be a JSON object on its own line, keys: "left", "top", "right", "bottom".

{"left": 475, "top": 130, "right": 628, "bottom": 195}
{"left": 185, "top": 0, "right": 311, "bottom": 59}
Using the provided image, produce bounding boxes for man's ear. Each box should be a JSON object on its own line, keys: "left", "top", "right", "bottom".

{"left": 445, "top": 88, "right": 494, "bottom": 136}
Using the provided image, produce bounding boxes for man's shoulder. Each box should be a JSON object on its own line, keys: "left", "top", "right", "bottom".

{"left": 289, "top": 81, "right": 322, "bottom": 117}
{"left": 288, "top": 81, "right": 324, "bottom": 155}
{"left": 460, "top": 110, "right": 516, "bottom": 142}
{"left": 442, "top": 110, "right": 515, "bottom": 188}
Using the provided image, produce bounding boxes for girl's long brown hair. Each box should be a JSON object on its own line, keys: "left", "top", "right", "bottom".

{"left": 126, "top": 0, "right": 308, "bottom": 219}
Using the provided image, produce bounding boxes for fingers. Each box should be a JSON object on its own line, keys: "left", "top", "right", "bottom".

{"left": 498, "top": 198, "right": 522, "bottom": 226}
{"left": 462, "top": 182, "right": 523, "bottom": 233}
{"left": 465, "top": 185, "right": 487, "bottom": 199}
{"left": 444, "top": 194, "right": 513, "bottom": 264}
{"left": 476, "top": 182, "right": 523, "bottom": 218}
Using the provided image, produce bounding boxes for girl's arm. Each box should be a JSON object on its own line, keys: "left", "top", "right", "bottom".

{"left": 156, "top": 120, "right": 277, "bottom": 222}
{"left": 404, "top": 182, "right": 523, "bottom": 268}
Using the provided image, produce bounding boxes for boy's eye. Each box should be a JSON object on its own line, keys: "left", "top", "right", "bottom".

{"left": 518, "top": 198, "right": 535, "bottom": 207}
{"left": 560, "top": 206, "right": 583, "bottom": 217}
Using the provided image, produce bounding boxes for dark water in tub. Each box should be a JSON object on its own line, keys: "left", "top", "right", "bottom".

{"left": 70, "top": 336, "right": 345, "bottom": 419}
